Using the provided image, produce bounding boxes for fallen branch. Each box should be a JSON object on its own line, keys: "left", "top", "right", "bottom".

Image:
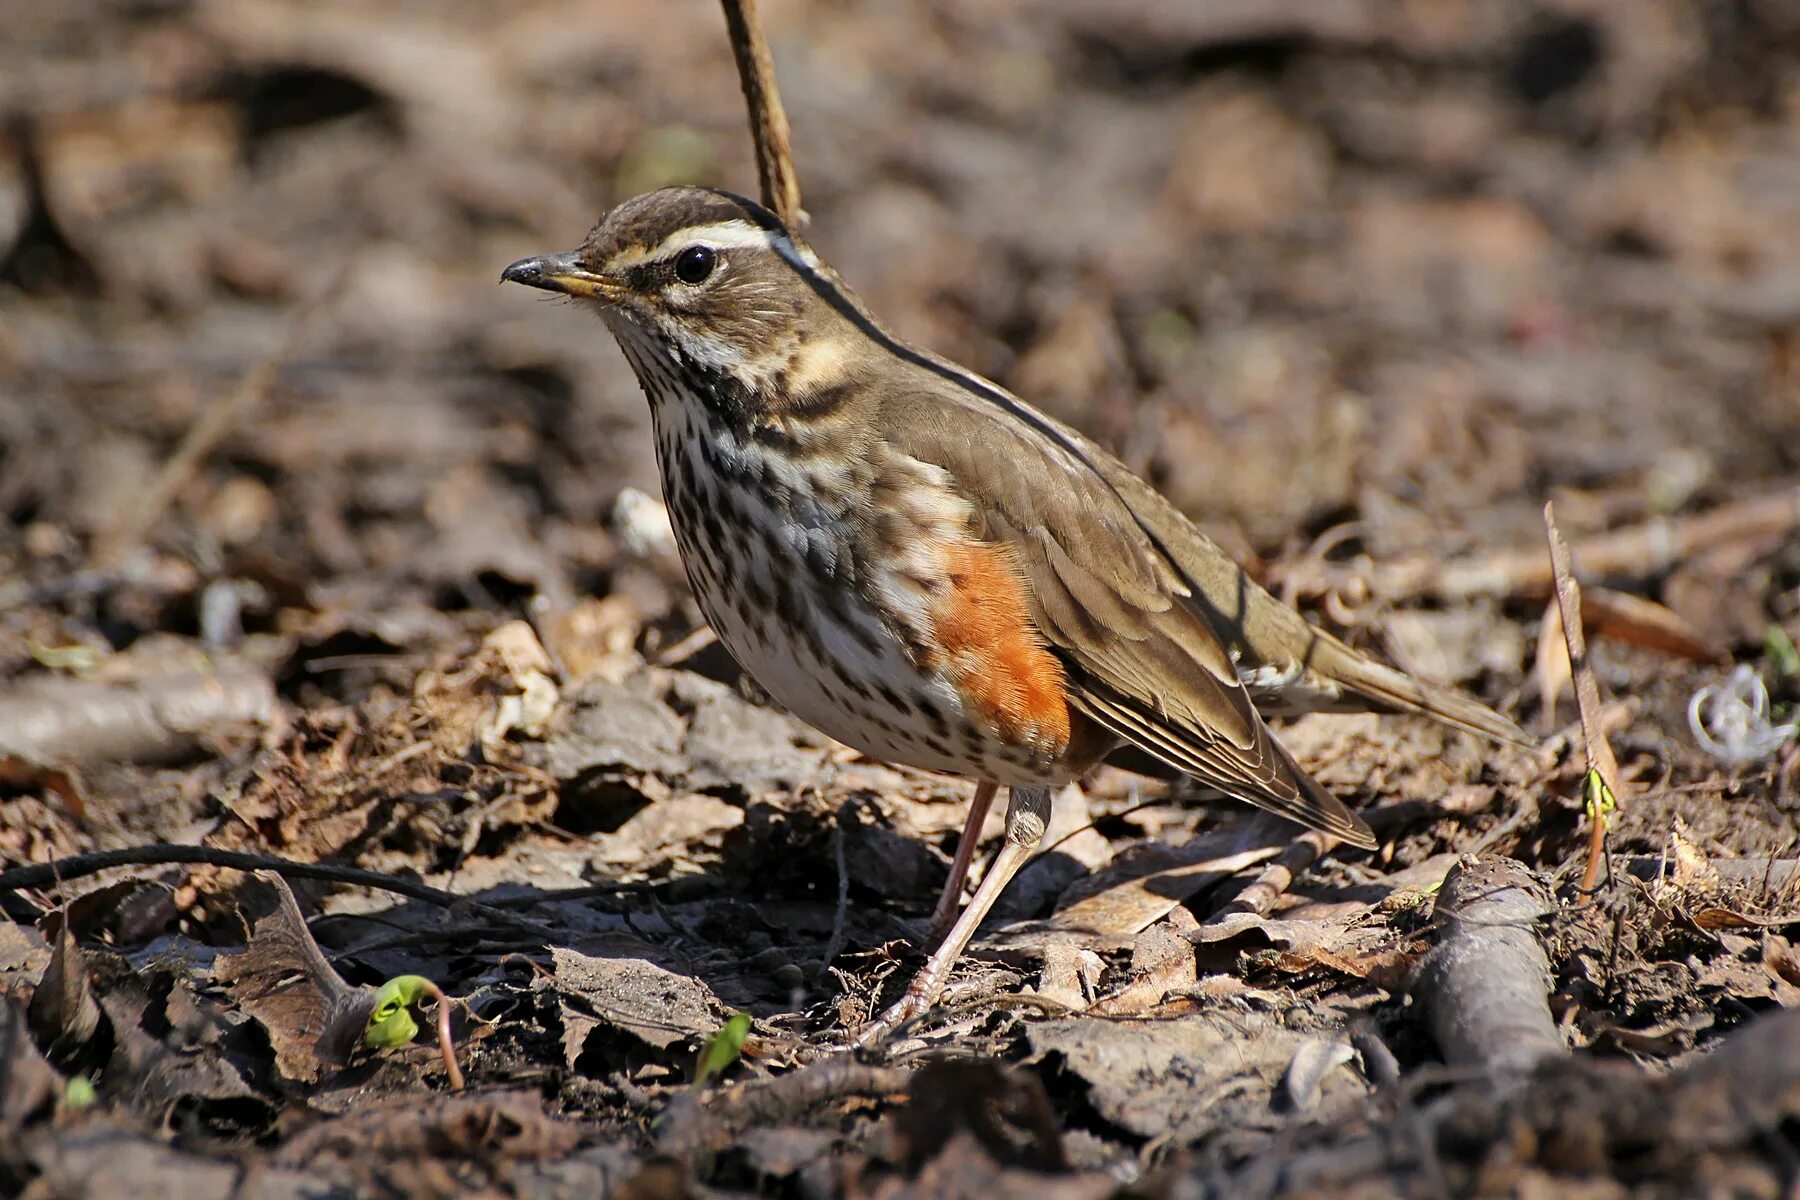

{"left": 1210, "top": 1006, "right": 1800, "bottom": 1198}
{"left": 1622, "top": 856, "right": 1800, "bottom": 892}
{"left": 1367, "top": 488, "right": 1800, "bottom": 602}
{"left": 0, "top": 663, "right": 274, "bottom": 767}
{"left": 655, "top": 1058, "right": 910, "bottom": 1155}
{"left": 719, "top": 0, "right": 805, "bottom": 227}
{"left": 1411, "top": 856, "right": 1564, "bottom": 1074}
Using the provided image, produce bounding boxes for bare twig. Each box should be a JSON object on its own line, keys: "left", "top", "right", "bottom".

{"left": 819, "top": 799, "right": 853, "bottom": 975}
{"left": 1346, "top": 489, "right": 1800, "bottom": 603}
{"left": 1206, "top": 830, "right": 1336, "bottom": 922}
{"left": 1545, "top": 501, "right": 1626, "bottom": 895}
{"left": 95, "top": 270, "right": 343, "bottom": 564}
{"left": 0, "top": 845, "right": 552, "bottom": 937}
{"left": 719, "top": 0, "right": 805, "bottom": 227}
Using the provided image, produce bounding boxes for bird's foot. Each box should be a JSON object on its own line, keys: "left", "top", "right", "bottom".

{"left": 853, "top": 970, "right": 942, "bottom": 1048}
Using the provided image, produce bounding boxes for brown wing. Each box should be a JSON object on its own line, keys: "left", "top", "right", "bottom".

{"left": 879, "top": 385, "right": 1377, "bottom": 851}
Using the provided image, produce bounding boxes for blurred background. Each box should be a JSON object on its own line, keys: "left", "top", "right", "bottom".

{"left": 1, "top": 0, "right": 1797, "bottom": 832}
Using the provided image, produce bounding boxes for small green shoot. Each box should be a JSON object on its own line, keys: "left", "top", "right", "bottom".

{"left": 365, "top": 975, "right": 429, "bottom": 1049}
{"left": 63, "top": 1075, "right": 96, "bottom": 1110}
{"left": 363, "top": 974, "right": 464, "bottom": 1090}
{"left": 692, "top": 1012, "right": 752, "bottom": 1088}
{"left": 1766, "top": 624, "right": 1799, "bottom": 681}
{"left": 1582, "top": 767, "right": 1616, "bottom": 824}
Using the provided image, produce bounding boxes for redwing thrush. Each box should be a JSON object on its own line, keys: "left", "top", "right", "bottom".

{"left": 503, "top": 187, "right": 1531, "bottom": 1030}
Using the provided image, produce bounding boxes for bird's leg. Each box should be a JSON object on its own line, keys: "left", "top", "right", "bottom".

{"left": 927, "top": 780, "right": 998, "bottom": 945}
{"left": 865, "top": 784, "right": 1051, "bottom": 1038}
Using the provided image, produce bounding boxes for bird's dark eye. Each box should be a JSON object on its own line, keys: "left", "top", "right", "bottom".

{"left": 674, "top": 245, "right": 716, "bottom": 285}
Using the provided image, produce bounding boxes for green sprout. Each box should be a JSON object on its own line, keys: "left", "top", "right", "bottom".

{"left": 63, "top": 1075, "right": 97, "bottom": 1110}
{"left": 1583, "top": 767, "right": 1616, "bottom": 823}
{"left": 364, "top": 974, "right": 464, "bottom": 1090}
{"left": 693, "top": 1012, "right": 752, "bottom": 1088}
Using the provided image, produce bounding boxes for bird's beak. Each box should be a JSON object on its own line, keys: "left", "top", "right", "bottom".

{"left": 500, "top": 251, "right": 620, "bottom": 300}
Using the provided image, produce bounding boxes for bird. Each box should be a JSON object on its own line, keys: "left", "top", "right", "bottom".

{"left": 502, "top": 186, "right": 1532, "bottom": 1031}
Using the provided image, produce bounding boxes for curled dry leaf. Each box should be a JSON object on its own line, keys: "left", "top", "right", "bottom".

{"left": 25, "top": 920, "right": 104, "bottom": 1068}
{"left": 413, "top": 618, "right": 561, "bottom": 759}
{"left": 211, "top": 873, "right": 372, "bottom": 1083}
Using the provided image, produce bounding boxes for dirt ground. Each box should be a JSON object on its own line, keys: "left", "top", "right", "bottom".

{"left": 3, "top": 0, "right": 1800, "bottom": 1196}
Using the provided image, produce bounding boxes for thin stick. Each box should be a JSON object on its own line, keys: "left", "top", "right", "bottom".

{"left": 1544, "top": 501, "right": 1625, "bottom": 895}
{"left": 96, "top": 269, "right": 343, "bottom": 564}
{"left": 719, "top": 0, "right": 805, "bottom": 227}
{"left": 819, "top": 799, "right": 852, "bottom": 974}
{"left": 1206, "top": 830, "right": 1336, "bottom": 922}
{"left": 1367, "top": 489, "right": 1800, "bottom": 603}
{"left": 0, "top": 844, "right": 553, "bottom": 936}
{"left": 418, "top": 979, "right": 466, "bottom": 1091}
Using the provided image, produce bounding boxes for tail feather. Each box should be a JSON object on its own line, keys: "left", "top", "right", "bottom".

{"left": 1306, "top": 635, "right": 1535, "bottom": 749}
{"left": 1072, "top": 439, "right": 1535, "bottom": 752}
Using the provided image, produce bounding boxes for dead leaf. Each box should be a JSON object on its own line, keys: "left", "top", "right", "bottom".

{"left": 998, "top": 815, "right": 1289, "bottom": 949}
{"left": 26, "top": 919, "right": 104, "bottom": 1068}
{"left": 737, "top": 1126, "right": 838, "bottom": 1180}
{"left": 1279, "top": 1036, "right": 1356, "bottom": 1111}
{"left": 541, "top": 594, "right": 643, "bottom": 685}
{"left": 0, "top": 755, "right": 85, "bottom": 819}
{"left": 1763, "top": 935, "right": 1800, "bottom": 1007}
{"left": 1027, "top": 1013, "right": 1319, "bottom": 1142}
{"left": 477, "top": 618, "right": 561, "bottom": 755}
{"left": 211, "top": 873, "right": 372, "bottom": 1082}
{"left": 1668, "top": 815, "right": 1723, "bottom": 892}
{"left": 1086, "top": 919, "right": 1197, "bottom": 1016}
{"left": 549, "top": 942, "right": 720, "bottom": 1060}
{"left": 1538, "top": 585, "right": 1727, "bottom": 712}
{"left": 1692, "top": 906, "right": 1799, "bottom": 930}
{"left": 0, "top": 995, "right": 59, "bottom": 1130}
{"left": 274, "top": 1090, "right": 581, "bottom": 1169}
{"left": 1536, "top": 595, "right": 1572, "bottom": 716}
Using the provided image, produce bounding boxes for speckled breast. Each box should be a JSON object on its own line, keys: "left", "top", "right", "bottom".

{"left": 615, "top": 331, "right": 1071, "bottom": 787}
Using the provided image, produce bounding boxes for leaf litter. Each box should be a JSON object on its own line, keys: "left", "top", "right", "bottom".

{"left": 3, "top": 0, "right": 1800, "bottom": 1195}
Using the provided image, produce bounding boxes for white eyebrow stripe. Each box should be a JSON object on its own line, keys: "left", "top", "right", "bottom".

{"left": 603, "top": 220, "right": 780, "bottom": 272}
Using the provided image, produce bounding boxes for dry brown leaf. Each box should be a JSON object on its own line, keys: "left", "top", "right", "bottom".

{"left": 1538, "top": 584, "right": 1727, "bottom": 713}
{"left": 1669, "top": 815, "right": 1723, "bottom": 892}
{"left": 1692, "top": 907, "right": 1799, "bottom": 930}
{"left": 212, "top": 873, "right": 372, "bottom": 1083}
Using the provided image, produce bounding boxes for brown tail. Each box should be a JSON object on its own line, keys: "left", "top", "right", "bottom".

{"left": 1305, "top": 634, "right": 1536, "bottom": 749}
{"left": 1068, "top": 429, "right": 1536, "bottom": 752}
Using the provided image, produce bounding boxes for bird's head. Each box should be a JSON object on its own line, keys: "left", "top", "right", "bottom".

{"left": 502, "top": 186, "right": 869, "bottom": 411}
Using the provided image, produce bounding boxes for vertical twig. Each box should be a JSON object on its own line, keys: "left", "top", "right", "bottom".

{"left": 719, "top": 0, "right": 806, "bottom": 228}
{"left": 819, "top": 797, "right": 852, "bottom": 975}
{"left": 1543, "top": 501, "right": 1625, "bottom": 895}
